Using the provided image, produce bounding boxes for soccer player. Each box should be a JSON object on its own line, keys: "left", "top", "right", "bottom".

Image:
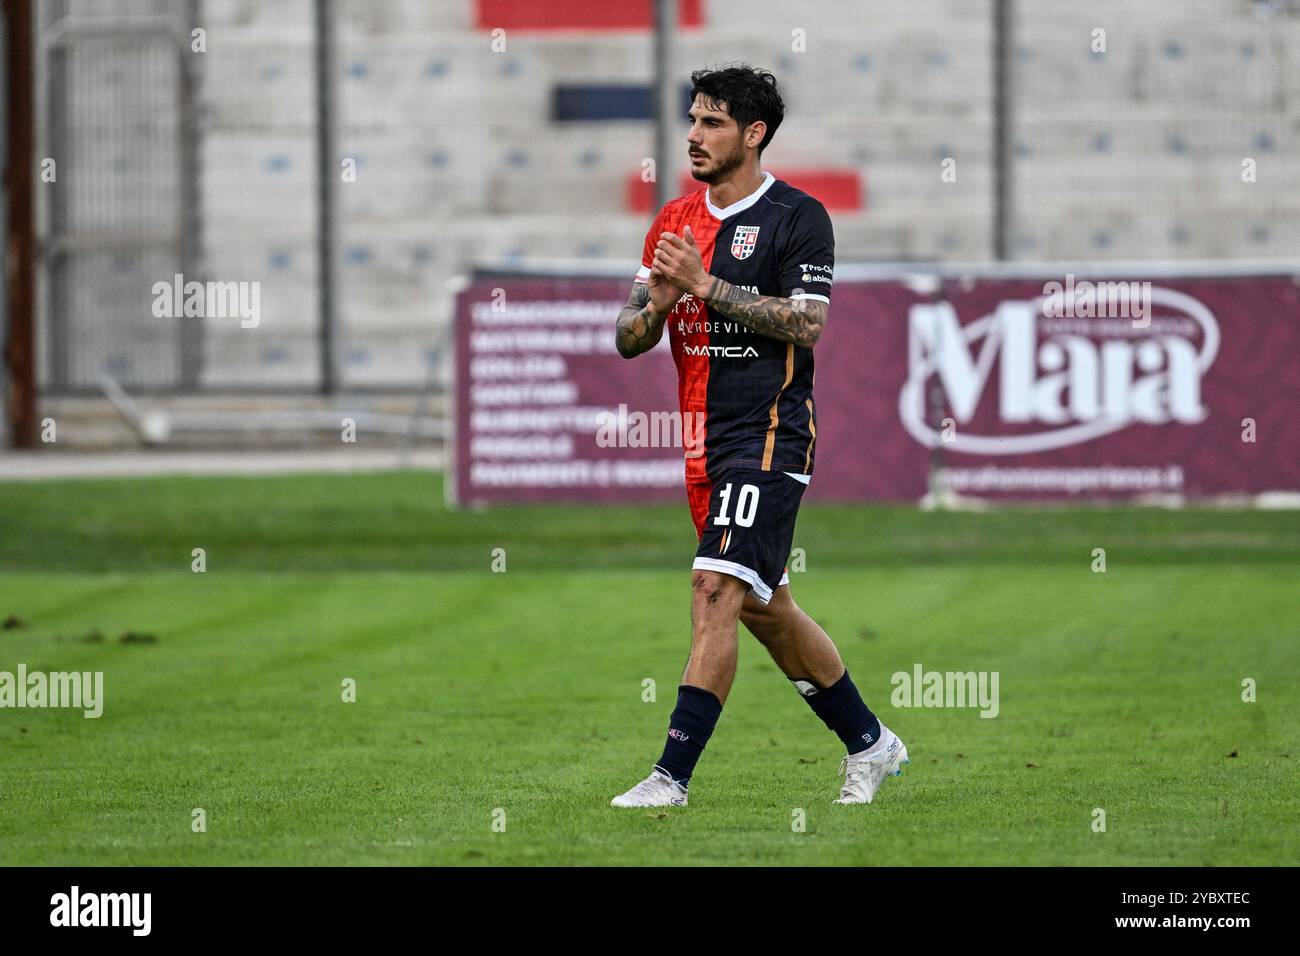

{"left": 611, "top": 65, "right": 908, "bottom": 808}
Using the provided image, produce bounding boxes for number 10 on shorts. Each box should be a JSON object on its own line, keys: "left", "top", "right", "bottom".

{"left": 714, "top": 483, "right": 760, "bottom": 527}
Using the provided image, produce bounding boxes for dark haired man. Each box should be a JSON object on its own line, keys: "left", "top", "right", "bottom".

{"left": 612, "top": 65, "right": 908, "bottom": 808}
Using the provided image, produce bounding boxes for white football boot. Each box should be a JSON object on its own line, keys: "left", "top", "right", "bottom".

{"left": 610, "top": 767, "right": 688, "bottom": 808}
{"left": 833, "top": 724, "right": 909, "bottom": 805}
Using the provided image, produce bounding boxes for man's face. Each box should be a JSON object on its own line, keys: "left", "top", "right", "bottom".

{"left": 686, "top": 94, "right": 756, "bottom": 182}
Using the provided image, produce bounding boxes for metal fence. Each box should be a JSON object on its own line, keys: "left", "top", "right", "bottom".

{"left": 38, "top": 0, "right": 197, "bottom": 393}
{"left": 1, "top": 4, "right": 9, "bottom": 424}
{"left": 23, "top": 0, "right": 1300, "bottom": 395}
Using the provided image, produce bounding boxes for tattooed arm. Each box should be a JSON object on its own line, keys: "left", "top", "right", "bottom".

{"left": 652, "top": 228, "right": 827, "bottom": 349}
{"left": 615, "top": 280, "right": 671, "bottom": 359}
{"left": 693, "top": 276, "right": 827, "bottom": 349}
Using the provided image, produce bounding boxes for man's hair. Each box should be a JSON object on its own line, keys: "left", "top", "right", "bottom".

{"left": 689, "top": 64, "right": 785, "bottom": 156}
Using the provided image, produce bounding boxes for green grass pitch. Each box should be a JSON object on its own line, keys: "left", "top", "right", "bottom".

{"left": 0, "top": 471, "right": 1296, "bottom": 865}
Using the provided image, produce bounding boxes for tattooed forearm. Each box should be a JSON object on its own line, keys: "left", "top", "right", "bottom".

{"left": 615, "top": 282, "right": 668, "bottom": 358}
{"left": 697, "top": 276, "right": 827, "bottom": 348}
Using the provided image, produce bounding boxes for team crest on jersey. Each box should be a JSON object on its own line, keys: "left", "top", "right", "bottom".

{"left": 731, "top": 225, "right": 760, "bottom": 260}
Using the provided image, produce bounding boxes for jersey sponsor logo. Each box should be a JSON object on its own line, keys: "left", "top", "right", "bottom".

{"left": 899, "top": 288, "right": 1218, "bottom": 454}
{"left": 731, "top": 225, "right": 761, "bottom": 260}
{"left": 670, "top": 293, "right": 705, "bottom": 316}
{"left": 684, "top": 344, "right": 759, "bottom": 358}
{"left": 799, "top": 263, "right": 833, "bottom": 285}
{"left": 676, "top": 318, "right": 757, "bottom": 334}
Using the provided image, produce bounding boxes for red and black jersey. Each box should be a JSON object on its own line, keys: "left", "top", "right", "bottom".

{"left": 634, "top": 171, "right": 835, "bottom": 483}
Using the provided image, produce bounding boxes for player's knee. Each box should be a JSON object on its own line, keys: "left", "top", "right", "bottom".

{"left": 691, "top": 569, "right": 729, "bottom": 606}
{"left": 691, "top": 571, "right": 751, "bottom": 620}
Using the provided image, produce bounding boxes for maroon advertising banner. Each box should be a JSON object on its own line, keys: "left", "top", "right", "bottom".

{"left": 453, "top": 278, "right": 685, "bottom": 506}
{"left": 453, "top": 272, "right": 1300, "bottom": 505}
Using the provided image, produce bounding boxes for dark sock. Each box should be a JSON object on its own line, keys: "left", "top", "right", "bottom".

{"left": 654, "top": 684, "right": 724, "bottom": 787}
{"left": 792, "top": 670, "right": 881, "bottom": 754}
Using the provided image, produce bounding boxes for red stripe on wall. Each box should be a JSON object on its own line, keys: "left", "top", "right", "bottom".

{"left": 627, "top": 169, "right": 864, "bottom": 213}
{"left": 477, "top": 0, "right": 703, "bottom": 31}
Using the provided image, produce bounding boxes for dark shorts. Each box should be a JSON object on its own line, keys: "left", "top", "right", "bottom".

{"left": 687, "top": 468, "right": 807, "bottom": 605}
